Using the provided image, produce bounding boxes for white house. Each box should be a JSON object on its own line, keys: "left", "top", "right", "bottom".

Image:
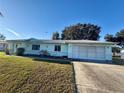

{"left": 0, "top": 40, "right": 7, "bottom": 51}
{"left": 6, "top": 39, "right": 113, "bottom": 60}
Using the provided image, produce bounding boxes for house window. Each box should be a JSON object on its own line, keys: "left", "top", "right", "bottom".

{"left": 54, "top": 45, "right": 61, "bottom": 52}
{"left": 32, "top": 45, "right": 40, "bottom": 50}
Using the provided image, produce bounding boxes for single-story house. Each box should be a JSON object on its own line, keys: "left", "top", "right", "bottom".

{"left": 6, "top": 39, "right": 113, "bottom": 60}
{"left": 0, "top": 40, "right": 7, "bottom": 51}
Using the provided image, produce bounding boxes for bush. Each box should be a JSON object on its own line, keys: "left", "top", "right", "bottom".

{"left": 16, "top": 48, "right": 25, "bottom": 56}
{"left": 112, "top": 47, "right": 121, "bottom": 53}
{"left": 5, "top": 48, "right": 10, "bottom": 55}
{"left": 39, "top": 50, "right": 49, "bottom": 56}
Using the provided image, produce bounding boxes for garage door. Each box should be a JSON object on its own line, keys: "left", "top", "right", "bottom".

{"left": 78, "top": 46, "right": 88, "bottom": 59}
{"left": 72, "top": 45, "right": 105, "bottom": 60}
{"left": 96, "top": 47, "right": 105, "bottom": 59}
{"left": 87, "top": 46, "right": 96, "bottom": 59}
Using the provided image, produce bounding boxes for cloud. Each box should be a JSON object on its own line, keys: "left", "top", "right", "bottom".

{"left": 6, "top": 28, "right": 20, "bottom": 37}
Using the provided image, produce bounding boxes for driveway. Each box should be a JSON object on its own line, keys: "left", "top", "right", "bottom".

{"left": 73, "top": 62, "right": 124, "bottom": 93}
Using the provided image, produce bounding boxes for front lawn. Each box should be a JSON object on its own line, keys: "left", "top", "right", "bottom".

{"left": 0, "top": 52, "right": 73, "bottom": 93}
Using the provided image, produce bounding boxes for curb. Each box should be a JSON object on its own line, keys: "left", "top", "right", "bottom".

{"left": 71, "top": 62, "right": 78, "bottom": 93}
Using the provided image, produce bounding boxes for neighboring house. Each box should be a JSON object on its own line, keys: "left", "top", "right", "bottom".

{"left": 6, "top": 39, "right": 113, "bottom": 60}
{"left": 121, "top": 49, "right": 124, "bottom": 59}
{"left": 0, "top": 40, "right": 7, "bottom": 51}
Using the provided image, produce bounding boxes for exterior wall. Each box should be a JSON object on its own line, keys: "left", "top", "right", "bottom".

{"left": 7, "top": 42, "right": 68, "bottom": 57}
{"left": 7, "top": 42, "right": 14, "bottom": 54}
{"left": 24, "top": 43, "right": 68, "bottom": 57}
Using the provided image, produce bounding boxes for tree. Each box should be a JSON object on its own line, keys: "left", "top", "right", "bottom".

{"left": 104, "top": 34, "right": 114, "bottom": 42}
{"left": 61, "top": 23, "right": 101, "bottom": 40}
{"left": 52, "top": 32, "right": 60, "bottom": 40}
{"left": 0, "top": 34, "right": 6, "bottom": 40}
{"left": 116, "top": 29, "right": 124, "bottom": 37}
{"left": 104, "top": 29, "right": 124, "bottom": 47}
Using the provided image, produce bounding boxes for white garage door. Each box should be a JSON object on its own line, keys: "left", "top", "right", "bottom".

{"left": 78, "top": 46, "right": 88, "bottom": 59}
{"left": 88, "top": 46, "right": 96, "bottom": 59}
{"left": 72, "top": 45, "right": 105, "bottom": 60}
{"left": 96, "top": 47, "right": 105, "bottom": 59}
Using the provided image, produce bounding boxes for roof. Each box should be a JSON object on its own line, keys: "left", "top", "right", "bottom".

{"left": 0, "top": 40, "right": 6, "bottom": 44}
{"left": 6, "top": 39, "right": 113, "bottom": 45}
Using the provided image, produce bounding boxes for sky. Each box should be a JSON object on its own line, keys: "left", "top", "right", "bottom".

{"left": 0, "top": 0, "right": 124, "bottom": 40}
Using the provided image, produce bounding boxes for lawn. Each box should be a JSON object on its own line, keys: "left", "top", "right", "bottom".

{"left": 0, "top": 52, "right": 73, "bottom": 93}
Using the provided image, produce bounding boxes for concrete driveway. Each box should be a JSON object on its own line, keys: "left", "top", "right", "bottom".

{"left": 73, "top": 62, "right": 124, "bottom": 93}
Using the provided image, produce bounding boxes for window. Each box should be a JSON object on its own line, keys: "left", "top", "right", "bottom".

{"left": 54, "top": 45, "right": 61, "bottom": 52}
{"left": 32, "top": 45, "right": 40, "bottom": 50}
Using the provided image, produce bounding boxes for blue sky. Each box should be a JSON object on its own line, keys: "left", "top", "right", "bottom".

{"left": 0, "top": 0, "right": 124, "bottom": 40}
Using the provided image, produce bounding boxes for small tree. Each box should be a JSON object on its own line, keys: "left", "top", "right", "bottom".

{"left": 0, "top": 34, "right": 6, "bottom": 40}
{"left": 52, "top": 32, "right": 60, "bottom": 40}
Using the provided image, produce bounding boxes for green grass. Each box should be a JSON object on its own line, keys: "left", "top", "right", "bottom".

{"left": 0, "top": 52, "right": 73, "bottom": 93}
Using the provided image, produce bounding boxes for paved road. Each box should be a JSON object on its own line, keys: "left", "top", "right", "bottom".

{"left": 73, "top": 62, "right": 124, "bottom": 93}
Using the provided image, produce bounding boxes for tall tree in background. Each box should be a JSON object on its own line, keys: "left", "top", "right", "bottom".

{"left": 0, "top": 34, "right": 6, "bottom": 40}
{"left": 52, "top": 32, "right": 60, "bottom": 40}
{"left": 104, "top": 29, "right": 124, "bottom": 47}
{"left": 61, "top": 23, "right": 101, "bottom": 40}
{"left": 116, "top": 29, "right": 124, "bottom": 37}
{"left": 104, "top": 34, "right": 115, "bottom": 42}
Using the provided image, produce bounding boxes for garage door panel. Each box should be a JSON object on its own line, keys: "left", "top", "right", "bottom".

{"left": 96, "top": 47, "right": 105, "bottom": 59}
{"left": 88, "top": 46, "right": 96, "bottom": 58}
{"left": 78, "top": 46, "right": 87, "bottom": 58}
{"left": 72, "top": 46, "right": 78, "bottom": 58}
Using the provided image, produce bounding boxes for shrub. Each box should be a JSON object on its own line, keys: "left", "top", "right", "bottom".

{"left": 5, "top": 48, "right": 10, "bottom": 55}
{"left": 16, "top": 48, "right": 25, "bottom": 56}
{"left": 39, "top": 50, "right": 49, "bottom": 56}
